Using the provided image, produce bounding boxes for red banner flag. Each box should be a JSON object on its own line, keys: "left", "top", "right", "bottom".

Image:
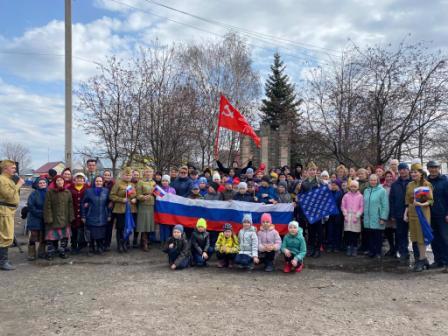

{"left": 217, "top": 95, "right": 260, "bottom": 148}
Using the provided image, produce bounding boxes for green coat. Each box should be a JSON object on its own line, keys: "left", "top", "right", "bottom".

{"left": 363, "top": 185, "right": 389, "bottom": 230}
{"left": 281, "top": 227, "right": 307, "bottom": 261}
{"left": 110, "top": 180, "right": 137, "bottom": 214}
{"left": 43, "top": 189, "right": 75, "bottom": 229}
{"left": 136, "top": 180, "right": 155, "bottom": 206}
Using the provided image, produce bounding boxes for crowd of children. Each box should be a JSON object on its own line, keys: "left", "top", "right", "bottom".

{"left": 163, "top": 215, "right": 306, "bottom": 273}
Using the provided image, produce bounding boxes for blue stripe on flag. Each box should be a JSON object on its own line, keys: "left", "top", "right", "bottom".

{"left": 155, "top": 200, "right": 292, "bottom": 225}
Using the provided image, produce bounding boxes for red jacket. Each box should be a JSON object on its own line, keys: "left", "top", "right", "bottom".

{"left": 69, "top": 184, "right": 88, "bottom": 229}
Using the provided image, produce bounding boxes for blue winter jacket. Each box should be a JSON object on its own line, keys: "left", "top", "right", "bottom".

{"left": 256, "top": 185, "right": 278, "bottom": 204}
{"left": 81, "top": 188, "right": 110, "bottom": 227}
{"left": 363, "top": 185, "right": 389, "bottom": 230}
{"left": 26, "top": 189, "right": 47, "bottom": 231}
{"left": 427, "top": 174, "right": 448, "bottom": 218}
{"left": 171, "top": 177, "right": 193, "bottom": 197}
{"left": 389, "top": 177, "right": 411, "bottom": 220}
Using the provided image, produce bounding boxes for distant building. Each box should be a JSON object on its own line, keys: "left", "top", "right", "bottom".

{"left": 32, "top": 161, "right": 65, "bottom": 178}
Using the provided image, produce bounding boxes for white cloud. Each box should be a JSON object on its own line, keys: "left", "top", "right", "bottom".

{"left": 1, "top": 0, "right": 448, "bottom": 167}
{"left": 0, "top": 78, "right": 90, "bottom": 167}
{"left": 0, "top": 17, "right": 134, "bottom": 82}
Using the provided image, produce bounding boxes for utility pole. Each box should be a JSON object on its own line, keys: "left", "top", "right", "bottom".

{"left": 65, "top": 0, "right": 73, "bottom": 168}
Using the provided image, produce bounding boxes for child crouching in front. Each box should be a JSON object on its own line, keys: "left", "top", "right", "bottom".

{"left": 190, "top": 218, "right": 213, "bottom": 266}
{"left": 257, "top": 213, "right": 281, "bottom": 272}
{"left": 281, "top": 221, "right": 306, "bottom": 273}
{"left": 234, "top": 214, "right": 259, "bottom": 271}
{"left": 215, "top": 223, "right": 239, "bottom": 268}
{"left": 163, "top": 225, "right": 190, "bottom": 270}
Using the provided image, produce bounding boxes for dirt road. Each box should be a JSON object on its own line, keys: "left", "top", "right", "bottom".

{"left": 1, "top": 189, "right": 447, "bottom": 336}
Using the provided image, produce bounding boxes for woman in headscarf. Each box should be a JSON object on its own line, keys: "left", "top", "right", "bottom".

{"left": 26, "top": 176, "right": 48, "bottom": 260}
{"left": 81, "top": 176, "right": 110, "bottom": 254}
{"left": 43, "top": 175, "right": 74, "bottom": 259}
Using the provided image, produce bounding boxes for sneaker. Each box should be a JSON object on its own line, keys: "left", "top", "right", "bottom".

{"left": 247, "top": 264, "right": 254, "bottom": 272}
{"left": 265, "top": 265, "right": 274, "bottom": 272}
{"left": 352, "top": 247, "right": 358, "bottom": 257}
{"left": 295, "top": 263, "right": 304, "bottom": 273}
{"left": 283, "top": 262, "right": 292, "bottom": 273}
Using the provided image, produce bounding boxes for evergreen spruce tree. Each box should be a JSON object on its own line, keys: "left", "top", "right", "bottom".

{"left": 260, "top": 53, "right": 300, "bottom": 130}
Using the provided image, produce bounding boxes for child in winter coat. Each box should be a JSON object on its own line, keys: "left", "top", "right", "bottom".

{"left": 190, "top": 218, "right": 213, "bottom": 266}
{"left": 215, "top": 223, "right": 239, "bottom": 268}
{"left": 281, "top": 221, "right": 307, "bottom": 273}
{"left": 257, "top": 213, "right": 282, "bottom": 272}
{"left": 233, "top": 182, "right": 256, "bottom": 202}
{"left": 234, "top": 213, "right": 259, "bottom": 270}
{"left": 189, "top": 184, "right": 204, "bottom": 200}
{"left": 341, "top": 180, "right": 364, "bottom": 256}
{"left": 163, "top": 225, "right": 190, "bottom": 270}
{"left": 276, "top": 181, "right": 292, "bottom": 203}
{"left": 256, "top": 176, "right": 278, "bottom": 204}
{"left": 198, "top": 177, "right": 208, "bottom": 197}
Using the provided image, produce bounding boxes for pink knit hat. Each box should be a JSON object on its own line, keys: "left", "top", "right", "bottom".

{"left": 260, "top": 213, "right": 272, "bottom": 224}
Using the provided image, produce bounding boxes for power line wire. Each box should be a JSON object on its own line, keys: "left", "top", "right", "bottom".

{"left": 141, "top": 0, "right": 341, "bottom": 56}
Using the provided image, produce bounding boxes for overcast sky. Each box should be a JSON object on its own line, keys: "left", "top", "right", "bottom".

{"left": 1, "top": 0, "right": 447, "bottom": 167}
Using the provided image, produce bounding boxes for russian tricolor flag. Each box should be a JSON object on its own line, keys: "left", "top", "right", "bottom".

{"left": 153, "top": 185, "right": 167, "bottom": 198}
{"left": 154, "top": 194, "right": 294, "bottom": 235}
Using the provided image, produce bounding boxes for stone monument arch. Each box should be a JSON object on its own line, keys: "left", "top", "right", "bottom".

{"left": 241, "top": 122, "right": 291, "bottom": 169}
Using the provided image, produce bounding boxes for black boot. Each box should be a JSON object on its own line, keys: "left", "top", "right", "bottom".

{"left": 413, "top": 259, "right": 427, "bottom": 272}
{"left": 58, "top": 239, "right": 69, "bottom": 259}
{"left": 132, "top": 232, "right": 139, "bottom": 248}
{"left": 116, "top": 233, "right": 123, "bottom": 253}
{"left": 0, "top": 247, "right": 15, "bottom": 271}
{"left": 46, "top": 241, "right": 56, "bottom": 260}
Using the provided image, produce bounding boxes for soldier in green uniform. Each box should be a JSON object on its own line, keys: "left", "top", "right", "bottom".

{"left": 0, "top": 160, "right": 25, "bottom": 271}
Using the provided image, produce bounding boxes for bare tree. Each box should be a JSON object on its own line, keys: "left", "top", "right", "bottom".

{"left": 303, "top": 41, "right": 448, "bottom": 166}
{"left": 77, "top": 57, "right": 136, "bottom": 172}
{"left": 0, "top": 142, "right": 32, "bottom": 171}
{"left": 180, "top": 33, "right": 260, "bottom": 168}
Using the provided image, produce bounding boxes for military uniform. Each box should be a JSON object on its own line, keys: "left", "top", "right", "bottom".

{"left": 109, "top": 177, "right": 137, "bottom": 252}
{"left": 0, "top": 171, "right": 20, "bottom": 270}
{"left": 0, "top": 172, "right": 20, "bottom": 247}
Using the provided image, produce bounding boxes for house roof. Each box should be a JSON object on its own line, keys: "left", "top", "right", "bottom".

{"left": 33, "top": 161, "right": 64, "bottom": 174}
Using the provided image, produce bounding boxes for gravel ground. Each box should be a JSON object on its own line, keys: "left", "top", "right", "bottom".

{"left": 2, "top": 188, "right": 447, "bottom": 336}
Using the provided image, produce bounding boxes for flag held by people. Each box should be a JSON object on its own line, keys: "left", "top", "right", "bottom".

{"left": 124, "top": 201, "right": 135, "bottom": 241}
{"left": 413, "top": 186, "right": 433, "bottom": 245}
{"left": 123, "top": 184, "right": 136, "bottom": 240}
{"left": 215, "top": 95, "right": 260, "bottom": 157}
{"left": 297, "top": 186, "right": 339, "bottom": 224}
{"left": 153, "top": 185, "right": 166, "bottom": 198}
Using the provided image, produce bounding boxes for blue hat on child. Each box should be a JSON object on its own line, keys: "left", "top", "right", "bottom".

{"left": 173, "top": 224, "right": 184, "bottom": 234}
{"left": 242, "top": 213, "right": 252, "bottom": 224}
{"left": 398, "top": 162, "right": 409, "bottom": 170}
{"left": 199, "top": 177, "right": 208, "bottom": 184}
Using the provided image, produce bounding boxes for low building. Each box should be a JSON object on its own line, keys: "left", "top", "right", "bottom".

{"left": 32, "top": 161, "right": 65, "bottom": 178}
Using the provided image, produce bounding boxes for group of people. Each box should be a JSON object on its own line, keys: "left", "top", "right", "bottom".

{"left": 163, "top": 214, "right": 306, "bottom": 273}
{"left": 0, "top": 156, "right": 447, "bottom": 274}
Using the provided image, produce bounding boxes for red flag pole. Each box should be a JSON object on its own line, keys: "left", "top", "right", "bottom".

{"left": 214, "top": 98, "right": 223, "bottom": 160}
